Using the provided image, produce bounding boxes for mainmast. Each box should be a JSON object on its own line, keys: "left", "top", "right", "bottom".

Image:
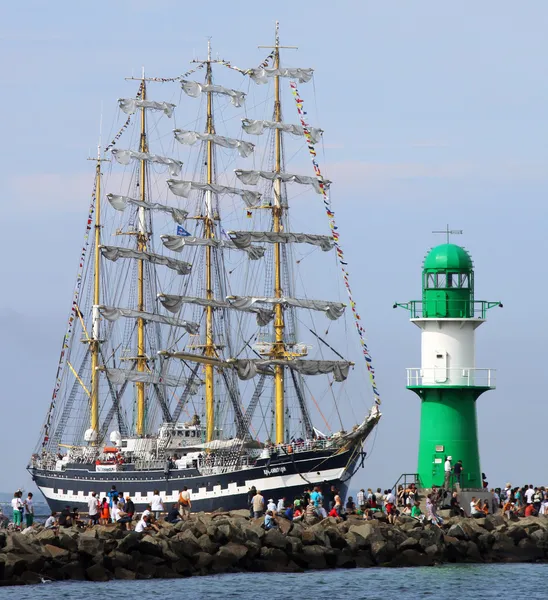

{"left": 260, "top": 22, "right": 297, "bottom": 444}
{"left": 204, "top": 41, "right": 216, "bottom": 443}
{"left": 136, "top": 75, "right": 148, "bottom": 436}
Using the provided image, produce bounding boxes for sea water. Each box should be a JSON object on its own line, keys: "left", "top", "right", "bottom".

{"left": 0, "top": 564, "right": 546, "bottom": 599}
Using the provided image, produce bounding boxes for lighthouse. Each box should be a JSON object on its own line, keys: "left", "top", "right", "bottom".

{"left": 395, "top": 236, "right": 501, "bottom": 490}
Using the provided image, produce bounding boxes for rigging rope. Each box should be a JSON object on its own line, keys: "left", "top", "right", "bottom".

{"left": 289, "top": 81, "right": 381, "bottom": 406}
{"left": 39, "top": 180, "right": 97, "bottom": 448}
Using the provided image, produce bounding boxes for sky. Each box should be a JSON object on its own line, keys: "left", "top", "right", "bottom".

{"left": 2, "top": 0, "right": 548, "bottom": 495}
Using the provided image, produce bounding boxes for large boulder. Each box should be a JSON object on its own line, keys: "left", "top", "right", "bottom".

{"left": 114, "top": 567, "right": 136, "bottom": 580}
{"left": 515, "top": 538, "right": 545, "bottom": 561}
{"left": 264, "top": 529, "right": 288, "bottom": 551}
{"left": 349, "top": 522, "right": 384, "bottom": 544}
{"left": 300, "top": 545, "right": 328, "bottom": 569}
{"left": 506, "top": 525, "right": 529, "bottom": 545}
{"left": 43, "top": 544, "right": 69, "bottom": 561}
{"left": 77, "top": 535, "right": 104, "bottom": 557}
{"left": 196, "top": 534, "right": 219, "bottom": 555}
{"left": 344, "top": 531, "right": 369, "bottom": 553}
{"left": 86, "top": 563, "right": 111, "bottom": 582}
{"left": 259, "top": 546, "right": 288, "bottom": 566}
{"left": 117, "top": 532, "right": 141, "bottom": 554}
{"left": 216, "top": 542, "right": 248, "bottom": 565}
{"left": 400, "top": 549, "right": 434, "bottom": 567}
{"left": 398, "top": 537, "right": 422, "bottom": 552}
{"left": 172, "top": 530, "right": 202, "bottom": 557}
{"left": 60, "top": 561, "right": 86, "bottom": 580}
{"left": 370, "top": 540, "right": 396, "bottom": 565}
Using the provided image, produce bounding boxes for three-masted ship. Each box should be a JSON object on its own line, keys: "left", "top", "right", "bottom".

{"left": 28, "top": 27, "right": 381, "bottom": 512}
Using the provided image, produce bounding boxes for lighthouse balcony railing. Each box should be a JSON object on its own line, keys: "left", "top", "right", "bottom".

{"left": 406, "top": 368, "right": 496, "bottom": 389}
{"left": 394, "top": 300, "right": 502, "bottom": 319}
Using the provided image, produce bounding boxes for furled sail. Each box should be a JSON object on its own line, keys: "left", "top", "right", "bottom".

{"left": 100, "top": 246, "right": 192, "bottom": 275}
{"left": 241, "top": 119, "right": 322, "bottom": 145}
{"left": 228, "top": 231, "right": 334, "bottom": 252}
{"left": 158, "top": 294, "right": 274, "bottom": 326}
{"left": 248, "top": 67, "right": 314, "bottom": 84}
{"left": 107, "top": 194, "right": 188, "bottom": 224}
{"left": 228, "top": 296, "right": 346, "bottom": 320}
{"left": 174, "top": 130, "right": 254, "bottom": 158}
{"left": 167, "top": 179, "right": 261, "bottom": 207}
{"left": 98, "top": 305, "right": 199, "bottom": 335}
{"left": 111, "top": 149, "right": 183, "bottom": 177}
{"left": 234, "top": 170, "right": 330, "bottom": 195}
{"left": 230, "top": 359, "right": 351, "bottom": 382}
{"left": 161, "top": 235, "right": 265, "bottom": 260}
{"left": 103, "top": 368, "right": 200, "bottom": 391}
{"left": 181, "top": 80, "right": 246, "bottom": 107}
{"left": 118, "top": 98, "right": 176, "bottom": 117}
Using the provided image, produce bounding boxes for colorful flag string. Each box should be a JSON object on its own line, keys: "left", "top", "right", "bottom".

{"left": 290, "top": 81, "right": 381, "bottom": 406}
{"left": 41, "top": 180, "right": 97, "bottom": 447}
{"left": 220, "top": 50, "right": 275, "bottom": 76}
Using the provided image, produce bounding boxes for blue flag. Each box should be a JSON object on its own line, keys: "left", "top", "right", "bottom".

{"left": 176, "top": 226, "right": 191, "bottom": 237}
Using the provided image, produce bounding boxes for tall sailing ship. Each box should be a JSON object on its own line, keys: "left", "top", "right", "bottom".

{"left": 28, "top": 27, "right": 381, "bottom": 512}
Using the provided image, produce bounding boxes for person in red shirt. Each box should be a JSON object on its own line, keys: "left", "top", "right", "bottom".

{"left": 525, "top": 503, "right": 537, "bottom": 517}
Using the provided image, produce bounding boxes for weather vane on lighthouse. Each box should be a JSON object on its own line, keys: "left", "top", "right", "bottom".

{"left": 432, "top": 225, "right": 463, "bottom": 244}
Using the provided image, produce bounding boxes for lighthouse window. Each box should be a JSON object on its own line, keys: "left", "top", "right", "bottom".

{"left": 447, "top": 273, "right": 458, "bottom": 288}
{"left": 427, "top": 274, "right": 436, "bottom": 288}
{"left": 436, "top": 274, "right": 446, "bottom": 288}
{"left": 459, "top": 274, "right": 469, "bottom": 288}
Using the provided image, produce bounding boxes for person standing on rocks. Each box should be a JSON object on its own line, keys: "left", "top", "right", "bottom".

{"left": 453, "top": 460, "right": 463, "bottom": 489}
{"left": 178, "top": 487, "right": 192, "bottom": 520}
{"left": 444, "top": 457, "right": 452, "bottom": 490}
{"left": 24, "top": 493, "right": 34, "bottom": 528}
{"left": 151, "top": 490, "right": 164, "bottom": 520}
{"left": 247, "top": 486, "right": 256, "bottom": 518}
{"left": 356, "top": 489, "right": 366, "bottom": 513}
{"left": 125, "top": 496, "right": 135, "bottom": 520}
{"left": 11, "top": 492, "right": 22, "bottom": 530}
{"left": 252, "top": 490, "right": 265, "bottom": 518}
{"left": 87, "top": 492, "right": 99, "bottom": 526}
{"left": 525, "top": 484, "right": 535, "bottom": 506}
{"left": 384, "top": 489, "right": 397, "bottom": 524}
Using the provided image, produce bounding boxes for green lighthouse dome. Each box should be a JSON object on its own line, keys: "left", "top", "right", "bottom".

{"left": 421, "top": 243, "right": 474, "bottom": 318}
{"left": 423, "top": 243, "right": 473, "bottom": 271}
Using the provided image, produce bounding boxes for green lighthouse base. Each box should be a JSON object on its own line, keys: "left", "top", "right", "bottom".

{"left": 409, "top": 387, "right": 488, "bottom": 489}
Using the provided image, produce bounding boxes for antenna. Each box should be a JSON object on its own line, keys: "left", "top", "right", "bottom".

{"left": 432, "top": 225, "right": 463, "bottom": 244}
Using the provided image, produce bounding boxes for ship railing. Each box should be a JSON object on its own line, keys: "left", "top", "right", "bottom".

{"left": 406, "top": 367, "right": 496, "bottom": 388}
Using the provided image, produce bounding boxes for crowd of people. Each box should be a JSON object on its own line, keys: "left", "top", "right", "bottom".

{"left": 11, "top": 478, "right": 548, "bottom": 534}
{"left": 16, "top": 484, "right": 193, "bottom": 533}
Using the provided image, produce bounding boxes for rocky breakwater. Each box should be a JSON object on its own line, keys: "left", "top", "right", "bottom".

{"left": 2, "top": 512, "right": 548, "bottom": 585}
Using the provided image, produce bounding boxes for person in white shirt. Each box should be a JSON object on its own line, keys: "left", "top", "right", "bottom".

{"left": 11, "top": 493, "right": 23, "bottom": 529}
{"left": 24, "top": 493, "right": 34, "bottom": 528}
{"left": 470, "top": 497, "right": 483, "bottom": 518}
{"left": 87, "top": 492, "right": 99, "bottom": 526}
{"left": 444, "top": 458, "right": 452, "bottom": 489}
{"left": 267, "top": 499, "right": 277, "bottom": 514}
{"left": 277, "top": 498, "right": 286, "bottom": 513}
{"left": 150, "top": 491, "right": 164, "bottom": 520}
{"left": 385, "top": 490, "right": 397, "bottom": 524}
{"left": 135, "top": 516, "right": 150, "bottom": 533}
{"left": 111, "top": 504, "right": 120, "bottom": 523}
{"left": 525, "top": 485, "right": 535, "bottom": 504}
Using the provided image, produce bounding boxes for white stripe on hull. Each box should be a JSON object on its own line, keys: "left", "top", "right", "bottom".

{"left": 38, "top": 467, "right": 345, "bottom": 505}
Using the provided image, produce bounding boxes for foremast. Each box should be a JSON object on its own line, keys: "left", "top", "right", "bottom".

{"left": 136, "top": 77, "right": 148, "bottom": 436}
{"left": 89, "top": 148, "right": 107, "bottom": 444}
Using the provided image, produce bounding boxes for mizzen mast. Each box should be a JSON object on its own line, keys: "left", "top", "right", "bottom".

{"left": 136, "top": 73, "right": 148, "bottom": 436}
{"left": 259, "top": 22, "right": 298, "bottom": 444}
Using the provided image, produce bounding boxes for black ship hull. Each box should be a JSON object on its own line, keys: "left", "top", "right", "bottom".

{"left": 30, "top": 446, "right": 361, "bottom": 514}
